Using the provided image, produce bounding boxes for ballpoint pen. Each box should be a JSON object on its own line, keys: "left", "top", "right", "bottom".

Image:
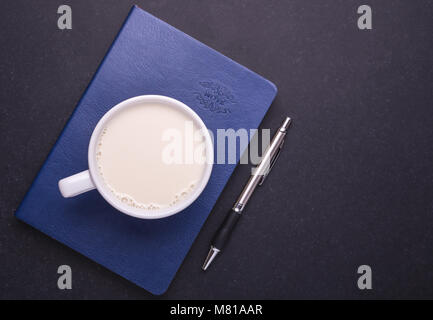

{"left": 202, "top": 117, "right": 292, "bottom": 271}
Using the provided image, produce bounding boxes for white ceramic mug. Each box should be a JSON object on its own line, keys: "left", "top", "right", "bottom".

{"left": 58, "top": 95, "right": 213, "bottom": 219}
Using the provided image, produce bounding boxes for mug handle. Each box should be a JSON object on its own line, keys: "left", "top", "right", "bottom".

{"left": 58, "top": 170, "right": 96, "bottom": 198}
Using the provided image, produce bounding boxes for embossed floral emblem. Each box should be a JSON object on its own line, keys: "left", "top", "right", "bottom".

{"left": 194, "top": 81, "right": 235, "bottom": 114}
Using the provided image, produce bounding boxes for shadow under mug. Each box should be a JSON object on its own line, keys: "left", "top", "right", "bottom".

{"left": 58, "top": 95, "right": 214, "bottom": 219}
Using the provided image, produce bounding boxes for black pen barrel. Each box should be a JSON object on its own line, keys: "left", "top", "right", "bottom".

{"left": 212, "top": 210, "right": 241, "bottom": 250}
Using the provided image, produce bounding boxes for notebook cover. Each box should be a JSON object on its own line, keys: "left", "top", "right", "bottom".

{"left": 15, "top": 5, "right": 277, "bottom": 295}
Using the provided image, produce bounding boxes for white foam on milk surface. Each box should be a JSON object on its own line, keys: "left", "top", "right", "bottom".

{"left": 95, "top": 102, "right": 207, "bottom": 210}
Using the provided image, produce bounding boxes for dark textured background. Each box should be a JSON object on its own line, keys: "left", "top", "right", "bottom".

{"left": 1, "top": 0, "right": 433, "bottom": 299}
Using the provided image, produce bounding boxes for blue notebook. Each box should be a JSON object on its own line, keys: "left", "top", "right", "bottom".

{"left": 15, "top": 5, "right": 277, "bottom": 295}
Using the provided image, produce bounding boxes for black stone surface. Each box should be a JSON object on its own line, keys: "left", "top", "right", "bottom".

{"left": 1, "top": 0, "right": 433, "bottom": 299}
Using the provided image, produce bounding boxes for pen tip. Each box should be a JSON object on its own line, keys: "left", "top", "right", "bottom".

{"left": 202, "top": 246, "right": 220, "bottom": 271}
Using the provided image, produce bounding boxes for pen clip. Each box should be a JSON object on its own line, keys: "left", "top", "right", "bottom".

{"left": 259, "top": 139, "right": 284, "bottom": 186}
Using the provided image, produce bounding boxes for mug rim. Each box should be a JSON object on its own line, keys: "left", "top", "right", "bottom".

{"left": 87, "top": 95, "right": 214, "bottom": 219}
